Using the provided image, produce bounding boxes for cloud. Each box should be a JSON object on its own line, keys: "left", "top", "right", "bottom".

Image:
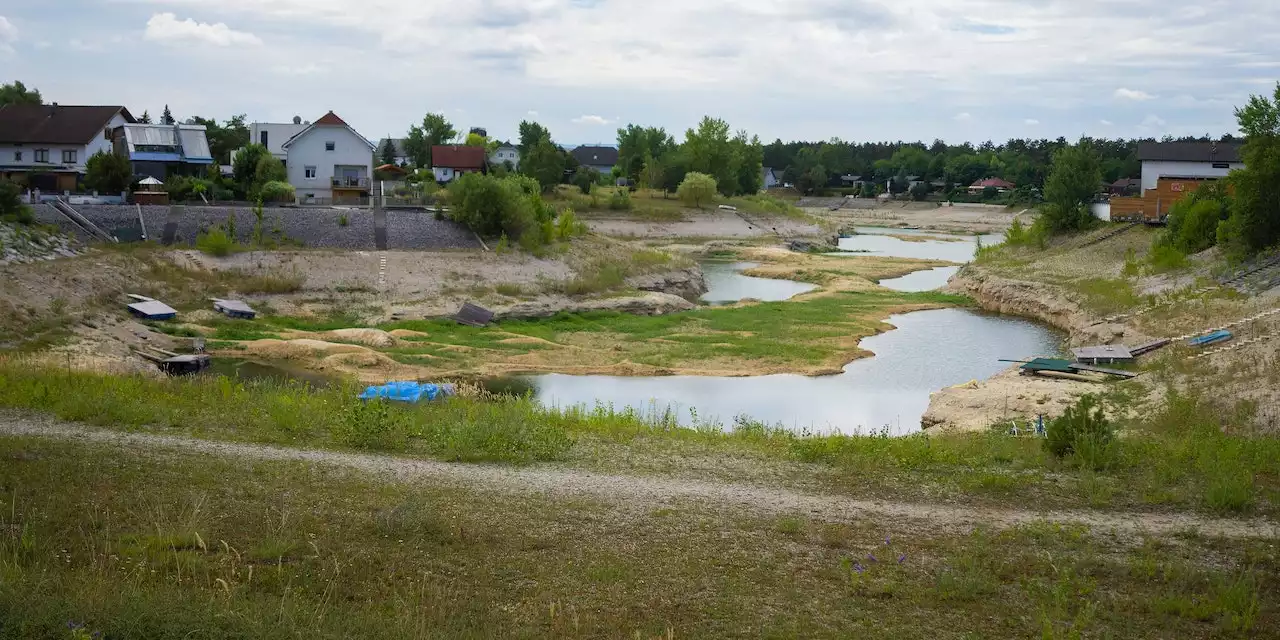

{"left": 1114, "top": 88, "right": 1155, "bottom": 101}
{"left": 144, "top": 12, "right": 261, "bottom": 47}
{"left": 1100, "top": 119, "right": 1114, "bottom": 126}
{"left": 954, "top": 22, "right": 1016, "bottom": 35}
{"left": 527, "top": 110, "right": 539, "bottom": 117}
{"left": 272, "top": 64, "right": 322, "bottom": 76}
{"left": 1142, "top": 114, "right": 1168, "bottom": 128}
{"left": 1024, "top": 119, "right": 1040, "bottom": 125}
{"left": 0, "top": 16, "right": 16, "bottom": 53}
{"left": 954, "top": 112, "right": 972, "bottom": 122}
{"left": 572, "top": 115, "right": 614, "bottom": 125}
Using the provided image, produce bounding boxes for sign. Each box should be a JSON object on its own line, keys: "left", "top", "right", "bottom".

{"left": 1171, "top": 183, "right": 1185, "bottom": 192}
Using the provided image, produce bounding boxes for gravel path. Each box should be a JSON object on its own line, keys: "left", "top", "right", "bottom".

{"left": 3, "top": 415, "right": 1274, "bottom": 540}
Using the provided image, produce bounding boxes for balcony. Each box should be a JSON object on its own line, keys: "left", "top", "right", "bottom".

{"left": 331, "top": 176, "right": 370, "bottom": 189}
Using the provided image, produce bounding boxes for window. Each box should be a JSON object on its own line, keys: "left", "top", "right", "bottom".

{"left": 62, "top": 150, "right": 77, "bottom": 164}
{"left": 325, "top": 141, "right": 335, "bottom": 151}
{"left": 1212, "top": 162, "right": 1230, "bottom": 169}
{"left": 13, "top": 151, "right": 21, "bottom": 162}
{"left": 260, "top": 131, "right": 269, "bottom": 147}
{"left": 34, "top": 149, "right": 49, "bottom": 163}
{"left": 305, "top": 166, "right": 317, "bottom": 179}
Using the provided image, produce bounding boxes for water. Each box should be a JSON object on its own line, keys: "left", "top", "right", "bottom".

{"left": 205, "top": 359, "right": 338, "bottom": 387}
{"left": 527, "top": 308, "right": 1061, "bottom": 435}
{"left": 878, "top": 266, "right": 963, "bottom": 292}
{"left": 700, "top": 261, "right": 817, "bottom": 304}
{"left": 837, "top": 227, "right": 1002, "bottom": 264}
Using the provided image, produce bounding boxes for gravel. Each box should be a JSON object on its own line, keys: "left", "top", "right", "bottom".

{"left": 36, "top": 204, "right": 479, "bottom": 250}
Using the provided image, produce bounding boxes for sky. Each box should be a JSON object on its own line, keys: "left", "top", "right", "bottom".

{"left": 1, "top": 0, "right": 1277, "bottom": 148}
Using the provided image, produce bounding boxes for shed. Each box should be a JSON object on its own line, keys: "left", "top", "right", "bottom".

{"left": 213, "top": 299, "right": 257, "bottom": 319}
{"left": 127, "top": 298, "right": 177, "bottom": 320}
{"left": 452, "top": 302, "right": 495, "bottom": 327}
{"left": 1071, "top": 344, "right": 1134, "bottom": 365}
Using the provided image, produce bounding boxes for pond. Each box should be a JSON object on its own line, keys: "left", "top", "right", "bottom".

{"left": 700, "top": 261, "right": 818, "bottom": 304}
{"left": 837, "top": 227, "right": 1002, "bottom": 264}
{"left": 525, "top": 308, "right": 1061, "bottom": 435}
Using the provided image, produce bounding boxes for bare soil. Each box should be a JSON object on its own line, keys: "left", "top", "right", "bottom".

{"left": 586, "top": 210, "right": 822, "bottom": 239}
{"left": 807, "top": 201, "right": 1028, "bottom": 234}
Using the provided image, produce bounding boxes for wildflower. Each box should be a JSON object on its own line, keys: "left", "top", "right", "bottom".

{"left": 898, "top": 553, "right": 907, "bottom": 564}
{"left": 853, "top": 563, "right": 865, "bottom": 574}
{"left": 866, "top": 553, "right": 878, "bottom": 564}
{"left": 884, "top": 536, "right": 891, "bottom": 546}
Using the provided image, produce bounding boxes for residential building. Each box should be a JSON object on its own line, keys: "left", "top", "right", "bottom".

{"left": 231, "top": 121, "right": 309, "bottom": 165}
{"left": 431, "top": 145, "right": 486, "bottom": 183}
{"left": 840, "top": 174, "right": 864, "bottom": 187}
{"left": 1138, "top": 141, "right": 1242, "bottom": 192}
{"left": 968, "top": 177, "right": 1015, "bottom": 193}
{"left": 1108, "top": 178, "right": 1140, "bottom": 196}
{"left": 377, "top": 138, "right": 411, "bottom": 166}
{"left": 113, "top": 123, "right": 215, "bottom": 179}
{"left": 763, "top": 167, "right": 780, "bottom": 189}
{"left": 282, "top": 111, "right": 376, "bottom": 203}
{"left": 570, "top": 145, "right": 618, "bottom": 175}
{"left": 490, "top": 142, "right": 520, "bottom": 169}
{"left": 0, "top": 104, "right": 135, "bottom": 191}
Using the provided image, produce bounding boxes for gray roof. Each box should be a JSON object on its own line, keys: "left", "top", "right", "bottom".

{"left": 570, "top": 145, "right": 618, "bottom": 166}
{"left": 1071, "top": 345, "right": 1133, "bottom": 361}
{"left": 128, "top": 300, "right": 177, "bottom": 317}
{"left": 1137, "top": 141, "right": 1242, "bottom": 163}
{"left": 178, "top": 126, "right": 212, "bottom": 160}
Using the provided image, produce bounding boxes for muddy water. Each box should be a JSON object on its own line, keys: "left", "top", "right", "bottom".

{"left": 700, "top": 261, "right": 818, "bottom": 304}
{"left": 837, "top": 228, "right": 1001, "bottom": 264}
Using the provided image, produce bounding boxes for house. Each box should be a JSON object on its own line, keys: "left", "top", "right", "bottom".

{"left": 377, "top": 138, "right": 411, "bottom": 166}
{"left": 1108, "top": 178, "right": 1140, "bottom": 196}
{"left": 230, "top": 121, "right": 309, "bottom": 166}
{"left": 0, "top": 104, "right": 135, "bottom": 192}
{"left": 840, "top": 174, "right": 864, "bottom": 187}
{"left": 968, "top": 177, "right": 1015, "bottom": 193}
{"left": 906, "top": 175, "right": 925, "bottom": 189}
{"left": 490, "top": 142, "right": 520, "bottom": 169}
{"left": 282, "top": 111, "right": 376, "bottom": 203}
{"left": 113, "top": 123, "right": 215, "bottom": 180}
{"left": 570, "top": 145, "right": 618, "bottom": 175}
{"left": 1110, "top": 141, "right": 1244, "bottom": 223}
{"left": 763, "top": 167, "right": 780, "bottom": 189}
{"left": 432, "top": 145, "right": 486, "bottom": 183}
{"left": 1138, "top": 141, "right": 1242, "bottom": 192}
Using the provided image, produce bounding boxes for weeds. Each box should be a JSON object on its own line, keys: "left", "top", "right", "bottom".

{"left": 195, "top": 228, "right": 237, "bottom": 257}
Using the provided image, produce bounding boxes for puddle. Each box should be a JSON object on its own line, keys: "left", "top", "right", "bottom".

{"left": 700, "top": 261, "right": 817, "bottom": 304}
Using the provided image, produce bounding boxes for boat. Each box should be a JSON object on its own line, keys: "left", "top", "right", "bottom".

{"left": 1188, "top": 330, "right": 1232, "bottom": 347}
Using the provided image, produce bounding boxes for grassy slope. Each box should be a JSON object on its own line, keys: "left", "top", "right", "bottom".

{"left": 1, "top": 435, "right": 1274, "bottom": 639}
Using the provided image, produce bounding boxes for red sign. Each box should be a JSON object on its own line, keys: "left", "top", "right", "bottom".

{"left": 1171, "top": 183, "right": 1185, "bottom": 192}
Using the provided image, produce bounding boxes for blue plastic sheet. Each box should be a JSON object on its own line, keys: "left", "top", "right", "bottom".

{"left": 358, "top": 381, "right": 456, "bottom": 404}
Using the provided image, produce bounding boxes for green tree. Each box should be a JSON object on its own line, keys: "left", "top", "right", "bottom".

{"left": 161, "top": 105, "right": 175, "bottom": 125}
{"left": 617, "top": 125, "right": 675, "bottom": 180}
{"left": 572, "top": 167, "right": 600, "bottom": 194}
{"left": 684, "top": 116, "right": 737, "bottom": 195}
{"left": 138, "top": 110, "right": 152, "bottom": 124}
{"left": 0, "top": 81, "right": 41, "bottom": 107}
{"left": 1220, "top": 83, "right": 1280, "bottom": 255}
{"left": 518, "top": 121, "right": 552, "bottom": 154}
{"left": 677, "top": 172, "right": 717, "bottom": 209}
{"left": 403, "top": 113, "right": 457, "bottom": 168}
{"left": 232, "top": 144, "right": 272, "bottom": 190}
{"left": 379, "top": 139, "right": 397, "bottom": 167}
{"left": 0, "top": 180, "right": 35, "bottom": 224}
{"left": 660, "top": 151, "right": 689, "bottom": 195}
{"left": 254, "top": 154, "right": 287, "bottom": 186}
{"left": 83, "top": 150, "right": 134, "bottom": 194}
{"left": 1042, "top": 139, "right": 1102, "bottom": 232}
{"left": 909, "top": 181, "right": 931, "bottom": 201}
{"left": 640, "top": 153, "right": 665, "bottom": 191}
{"left": 1165, "top": 182, "right": 1232, "bottom": 253}
{"left": 188, "top": 114, "right": 249, "bottom": 164}
{"left": 447, "top": 173, "right": 535, "bottom": 239}
{"left": 730, "top": 132, "right": 764, "bottom": 195}
{"left": 521, "top": 139, "right": 566, "bottom": 193}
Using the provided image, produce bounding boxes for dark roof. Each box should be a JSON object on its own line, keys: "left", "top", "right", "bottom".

{"left": 0, "top": 104, "right": 134, "bottom": 145}
{"left": 1111, "top": 178, "right": 1140, "bottom": 188}
{"left": 1137, "top": 141, "right": 1242, "bottom": 163}
{"left": 570, "top": 145, "right": 619, "bottom": 166}
{"left": 973, "top": 177, "right": 1015, "bottom": 188}
{"left": 432, "top": 145, "right": 486, "bottom": 169}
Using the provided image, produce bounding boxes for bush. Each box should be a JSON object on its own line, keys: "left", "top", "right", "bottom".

{"left": 1165, "top": 182, "right": 1231, "bottom": 254}
{"left": 573, "top": 167, "right": 600, "bottom": 194}
{"left": 608, "top": 189, "right": 632, "bottom": 211}
{"left": 164, "top": 176, "right": 215, "bottom": 202}
{"left": 1004, "top": 217, "right": 1049, "bottom": 249}
{"left": 555, "top": 208, "right": 588, "bottom": 240}
{"left": 448, "top": 172, "right": 534, "bottom": 239}
{"left": 83, "top": 150, "right": 133, "bottom": 194}
{"left": 0, "top": 180, "right": 34, "bottom": 224}
{"left": 195, "top": 227, "right": 237, "bottom": 257}
{"left": 258, "top": 180, "right": 295, "bottom": 203}
{"left": 1044, "top": 395, "right": 1116, "bottom": 469}
{"left": 334, "top": 399, "right": 408, "bottom": 450}
{"left": 677, "top": 172, "right": 717, "bottom": 209}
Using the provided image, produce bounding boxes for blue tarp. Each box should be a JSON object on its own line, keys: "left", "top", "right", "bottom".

{"left": 358, "top": 381, "right": 456, "bottom": 404}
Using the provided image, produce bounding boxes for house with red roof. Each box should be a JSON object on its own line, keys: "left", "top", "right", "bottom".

{"left": 431, "top": 145, "right": 487, "bottom": 183}
{"left": 967, "top": 177, "right": 1015, "bottom": 194}
{"left": 283, "top": 110, "right": 375, "bottom": 203}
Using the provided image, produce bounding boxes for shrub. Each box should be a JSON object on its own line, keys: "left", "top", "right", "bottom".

{"left": 259, "top": 180, "right": 295, "bottom": 203}
{"left": 0, "top": 180, "right": 34, "bottom": 224}
{"left": 333, "top": 399, "right": 408, "bottom": 450}
{"left": 677, "top": 172, "right": 717, "bottom": 209}
{"left": 1044, "top": 395, "right": 1116, "bottom": 469}
{"left": 83, "top": 150, "right": 133, "bottom": 193}
{"left": 608, "top": 189, "right": 632, "bottom": 211}
{"left": 555, "top": 208, "right": 588, "bottom": 240}
{"left": 573, "top": 167, "right": 600, "bottom": 194}
{"left": 195, "top": 227, "right": 237, "bottom": 257}
{"left": 1165, "top": 182, "right": 1231, "bottom": 253}
{"left": 338, "top": 213, "right": 349, "bottom": 227}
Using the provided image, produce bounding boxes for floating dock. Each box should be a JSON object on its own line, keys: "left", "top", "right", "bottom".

{"left": 136, "top": 348, "right": 211, "bottom": 375}
{"left": 213, "top": 299, "right": 257, "bottom": 319}
{"left": 1071, "top": 345, "right": 1134, "bottom": 365}
{"left": 1018, "top": 358, "right": 1138, "bottom": 380}
{"left": 126, "top": 294, "right": 177, "bottom": 321}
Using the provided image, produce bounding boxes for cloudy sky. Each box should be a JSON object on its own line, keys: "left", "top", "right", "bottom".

{"left": 1, "top": 0, "right": 1276, "bottom": 147}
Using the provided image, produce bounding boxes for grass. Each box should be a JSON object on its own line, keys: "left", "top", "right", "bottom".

{"left": 554, "top": 186, "right": 815, "bottom": 222}
{"left": 0, "top": 436, "right": 1275, "bottom": 638}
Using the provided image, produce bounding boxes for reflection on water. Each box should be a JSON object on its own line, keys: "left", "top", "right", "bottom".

{"left": 700, "top": 261, "right": 817, "bottom": 304}
{"left": 837, "top": 227, "right": 1002, "bottom": 263}
{"left": 526, "top": 308, "right": 1062, "bottom": 435}
{"left": 878, "top": 266, "right": 963, "bottom": 292}
{"left": 205, "top": 359, "right": 337, "bottom": 387}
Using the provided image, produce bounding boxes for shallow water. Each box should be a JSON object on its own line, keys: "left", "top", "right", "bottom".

{"left": 526, "top": 308, "right": 1061, "bottom": 435}
{"left": 700, "top": 261, "right": 818, "bottom": 304}
{"left": 878, "top": 266, "right": 963, "bottom": 292}
{"left": 836, "top": 227, "right": 1002, "bottom": 264}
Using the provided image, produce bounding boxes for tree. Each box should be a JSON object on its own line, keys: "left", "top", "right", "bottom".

{"left": 188, "top": 115, "right": 249, "bottom": 164}
{"left": 677, "top": 172, "right": 717, "bottom": 209}
{"left": 161, "top": 105, "right": 175, "bottom": 125}
{"left": 232, "top": 144, "right": 272, "bottom": 190}
{"left": 573, "top": 167, "right": 600, "bottom": 194}
{"left": 84, "top": 150, "right": 134, "bottom": 193}
{"left": 1220, "top": 83, "right": 1280, "bottom": 255}
{"left": 521, "top": 139, "right": 566, "bottom": 193}
{"left": 518, "top": 121, "right": 552, "bottom": 154}
{"left": 730, "top": 132, "right": 764, "bottom": 195}
{"left": 379, "top": 138, "right": 397, "bottom": 167}
{"left": 0, "top": 180, "right": 35, "bottom": 224}
{"left": 254, "top": 154, "right": 287, "bottom": 186}
{"left": 640, "top": 154, "right": 664, "bottom": 191}
{"left": 0, "top": 81, "right": 41, "bottom": 107}
{"left": 138, "top": 110, "right": 153, "bottom": 124}
{"left": 402, "top": 113, "right": 457, "bottom": 168}
{"left": 617, "top": 125, "right": 675, "bottom": 180}
{"left": 1042, "top": 139, "right": 1102, "bottom": 232}
{"left": 909, "top": 181, "right": 931, "bottom": 201}
{"left": 684, "top": 116, "right": 737, "bottom": 194}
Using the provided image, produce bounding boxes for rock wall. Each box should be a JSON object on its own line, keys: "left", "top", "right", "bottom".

{"left": 0, "top": 223, "right": 79, "bottom": 265}
{"left": 629, "top": 266, "right": 708, "bottom": 301}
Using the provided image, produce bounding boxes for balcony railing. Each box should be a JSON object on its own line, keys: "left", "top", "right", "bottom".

{"left": 331, "top": 176, "right": 370, "bottom": 189}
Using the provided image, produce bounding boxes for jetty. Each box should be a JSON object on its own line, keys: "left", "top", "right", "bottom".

{"left": 135, "top": 347, "right": 211, "bottom": 375}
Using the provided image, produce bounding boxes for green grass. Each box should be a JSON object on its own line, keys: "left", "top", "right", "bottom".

{"left": 0, "top": 437, "right": 1274, "bottom": 638}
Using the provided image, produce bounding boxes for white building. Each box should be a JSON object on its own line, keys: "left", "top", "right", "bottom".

{"left": 0, "top": 104, "right": 134, "bottom": 192}
{"left": 490, "top": 143, "right": 520, "bottom": 169}
{"left": 230, "top": 120, "right": 309, "bottom": 166}
{"left": 282, "top": 111, "right": 375, "bottom": 203}
{"left": 1138, "top": 141, "right": 1243, "bottom": 192}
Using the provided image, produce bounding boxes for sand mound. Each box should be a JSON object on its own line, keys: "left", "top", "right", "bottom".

{"left": 243, "top": 339, "right": 371, "bottom": 360}
{"left": 326, "top": 328, "right": 397, "bottom": 348}
{"left": 388, "top": 329, "right": 430, "bottom": 339}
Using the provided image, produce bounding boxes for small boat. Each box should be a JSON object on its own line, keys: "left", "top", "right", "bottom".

{"left": 1188, "top": 330, "right": 1232, "bottom": 347}
{"left": 359, "top": 381, "right": 456, "bottom": 404}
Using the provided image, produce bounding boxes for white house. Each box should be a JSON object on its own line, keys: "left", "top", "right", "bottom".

{"left": 1138, "top": 141, "right": 1243, "bottom": 192}
{"left": 490, "top": 143, "right": 520, "bottom": 169}
{"left": 0, "top": 104, "right": 134, "bottom": 192}
{"left": 431, "top": 145, "right": 486, "bottom": 183}
{"left": 230, "top": 120, "right": 309, "bottom": 166}
{"left": 282, "top": 111, "right": 375, "bottom": 203}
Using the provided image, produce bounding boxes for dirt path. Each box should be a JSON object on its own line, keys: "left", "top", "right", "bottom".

{"left": 3, "top": 415, "right": 1275, "bottom": 540}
